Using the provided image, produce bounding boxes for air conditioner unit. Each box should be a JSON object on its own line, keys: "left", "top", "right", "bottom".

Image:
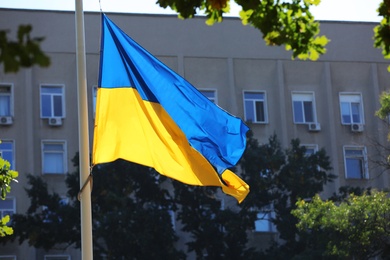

{"left": 308, "top": 122, "right": 321, "bottom": 132}
{"left": 351, "top": 123, "right": 364, "bottom": 132}
{"left": 0, "top": 116, "right": 13, "bottom": 125}
{"left": 48, "top": 117, "right": 62, "bottom": 126}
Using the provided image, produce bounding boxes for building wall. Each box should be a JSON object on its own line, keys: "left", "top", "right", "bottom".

{"left": 0, "top": 8, "right": 390, "bottom": 259}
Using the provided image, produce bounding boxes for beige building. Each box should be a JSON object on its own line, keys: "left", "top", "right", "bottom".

{"left": 0, "top": 8, "right": 390, "bottom": 259}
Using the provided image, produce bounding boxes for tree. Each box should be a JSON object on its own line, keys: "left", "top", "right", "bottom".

{"left": 157, "top": 0, "right": 390, "bottom": 63}
{"left": 172, "top": 132, "right": 334, "bottom": 259}
{"left": 4, "top": 154, "right": 184, "bottom": 259}
{"left": 158, "top": 0, "right": 328, "bottom": 60}
{"left": 241, "top": 132, "right": 335, "bottom": 259}
{"left": 2, "top": 134, "right": 335, "bottom": 259}
{"left": 293, "top": 190, "right": 390, "bottom": 259}
{"left": 0, "top": 156, "right": 18, "bottom": 237}
{"left": 173, "top": 184, "right": 260, "bottom": 259}
{"left": 0, "top": 25, "right": 50, "bottom": 73}
{"left": 374, "top": 0, "right": 390, "bottom": 70}
{"left": 0, "top": 24, "right": 49, "bottom": 237}
{"left": 7, "top": 174, "right": 79, "bottom": 250}
{"left": 376, "top": 92, "right": 390, "bottom": 139}
{"left": 0, "top": 139, "right": 19, "bottom": 238}
{"left": 3, "top": 1, "right": 389, "bottom": 71}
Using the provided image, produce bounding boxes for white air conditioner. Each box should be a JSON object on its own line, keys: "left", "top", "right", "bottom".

{"left": 308, "top": 122, "right": 321, "bottom": 132}
{"left": 48, "top": 117, "right": 62, "bottom": 126}
{"left": 0, "top": 116, "right": 13, "bottom": 125}
{"left": 351, "top": 123, "right": 364, "bottom": 132}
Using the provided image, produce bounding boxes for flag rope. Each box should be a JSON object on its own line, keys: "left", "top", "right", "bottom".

{"left": 78, "top": 166, "right": 93, "bottom": 201}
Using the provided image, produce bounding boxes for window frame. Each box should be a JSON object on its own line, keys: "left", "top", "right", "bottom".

{"left": 243, "top": 91, "right": 268, "bottom": 124}
{"left": 291, "top": 91, "right": 317, "bottom": 124}
{"left": 44, "top": 255, "right": 71, "bottom": 260}
{"left": 0, "top": 256, "right": 16, "bottom": 260}
{"left": 199, "top": 89, "right": 218, "bottom": 104}
{"left": 343, "top": 145, "right": 369, "bottom": 179}
{"left": 339, "top": 92, "right": 364, "bottom": 125}
{"left": 40, "top": 84, "right": 66, "bottom": 119}
{"left": 302, "top": 144, "right": 318, "bottom": 157}
{"left": 0, "top": 196, "right": 16, "bottom": 219}
{"left": 254, "top": 204, "right": 276, "bottom": 233}
{"left": 41, "top": 140, "right": 67, "bottom": 175}
{"left": 0, "top": 140, "right": 15, "bottom": 170}
{"left": 0, "top": 83, "right": 13, "bottom": 117}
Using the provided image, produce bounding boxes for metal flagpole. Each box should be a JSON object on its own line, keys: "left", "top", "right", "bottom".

{"left": 75, "top": 0, "right": 93, "bottom": 259}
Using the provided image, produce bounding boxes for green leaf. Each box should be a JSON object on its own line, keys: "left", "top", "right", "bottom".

{"left": 304, "top": 0, "right": 321, "bottom": 6}
{"left": 239, "top": 9, "right": 253, "bottom": 26}
{"left": 313, "top": 35, "right": 330, "bottom": 46}
{"left": 0, "top": 215, "right": 13, "bottom": 237}
{"left": 309, "top": 48, "right": 319, "bottom": 60}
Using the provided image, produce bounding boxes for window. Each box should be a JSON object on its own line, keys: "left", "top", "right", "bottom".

{"left": 44, "top": 256, "right": 70, "bottom": 260}
{"left": 303, "top": 144, "right": 321, "bottom": 170}
{"left": 254, "top": 205, "right": 276, "bottom": 232}
{"left": 42, "top": 141, "right": 67, "bottom": 174}
{"left": 292, "top": 92, "right": 316, "bottom": 124}
{"left": 0, "top": 256, "right": 16, "bottom": 260}
{"left": 344, "top": 146, "right": 368, "bottom": 179}
{"left": 40, "top": 85, "right": 65, "bottom": 118}
{"left": 339, "top": 93, "right": 364, "bottom": 124}
{"left": 0, "top": 141, "right": 14, "bottom": 170}
{"left": 0, "top": 84, "right": 12, "bottom": 116}
{"left": 0, "top": 197, "right": 15, "bottom": 219}
{"left": 244, "top": 91, "right": 268, "bottom": 123}
{"left": 199, "top": 89, "right": 217, "bottom": 104}
{"left": 303, "top": 144, "right": 318, "bottom": 157}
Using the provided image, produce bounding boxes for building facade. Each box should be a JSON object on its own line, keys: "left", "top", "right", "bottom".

{"left": 0, "top": 8, "right": 390, "bottom": 259}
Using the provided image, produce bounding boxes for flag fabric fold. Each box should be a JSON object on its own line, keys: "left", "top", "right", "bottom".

{"left": 93, "top": 14, "right": 250, "bottom": 203}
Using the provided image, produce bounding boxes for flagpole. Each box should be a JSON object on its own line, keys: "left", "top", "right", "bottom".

{"left": 75, "top": 0, "right": 93, "bottom": 259}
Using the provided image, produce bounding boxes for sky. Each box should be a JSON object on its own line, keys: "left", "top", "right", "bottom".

{"left": 0, "top": 0, "right": 383, "bottom": 22}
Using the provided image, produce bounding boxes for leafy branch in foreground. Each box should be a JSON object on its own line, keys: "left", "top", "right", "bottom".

{"left": 374, "top": 0, "right": 390, "bottom": 71}
{"left": 157, "top": 0, "right": 329, "bottom": 60}
{"left": 293, "top": 190, "right": 390, "bottom": 259}
{"left": 0, "top": 152, "right": 18, "bottom": 237}
{"left": 0, "top": 25, "right": 50, "bottom": 73}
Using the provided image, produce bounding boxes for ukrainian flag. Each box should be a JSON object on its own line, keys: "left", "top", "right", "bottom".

{"left": 93, "top": 14, "right": 250, "bottom": 203}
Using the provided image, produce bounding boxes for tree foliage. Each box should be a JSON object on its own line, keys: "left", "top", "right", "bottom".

{"left": 8, "top": 174, "right": 78, "bottom": 249}
{"left": 157, "top": 0, "right": 390, "bottom": 62}
{"left": 374, "top": 0, "right": 390, "bottom": 69}
{"left": 240, "top": 132, "right": 335, "bottom": 258}
{"left": 0, "top": 157, "right": 18, "bottom": 201}
{"left": 376, "top": 91, "right": 390, "bottom": 127}
{"left": 0, "top": 25, "right": 50, "bottom": 73}
{"left": 293, "top": 190, "right": 390, "bottom": 259}
{"left": 1, "top": 134, "right": 335, "bottom": 259}
{"left": 5, "top": 154, "right": 184, "bottom": 259}
{"left": 172, "top": 132, "right": 334, "bottom": 259}
{"left": 0, "top": 149, "right": 18, "bottom": 237}
{"left": 158, "top": 0, "right": 329, "bottom": 60}
{"left": 2, "top": 1, "right": 390, "bottom": 71}
{"left": 173, "top": 184, "right": 259, "bottom": 259}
